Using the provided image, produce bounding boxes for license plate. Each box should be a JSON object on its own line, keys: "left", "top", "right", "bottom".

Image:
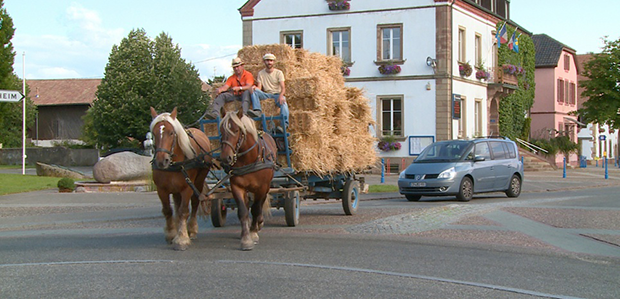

{"left": 410, "top": 182, "right": 426, "bottom": 187}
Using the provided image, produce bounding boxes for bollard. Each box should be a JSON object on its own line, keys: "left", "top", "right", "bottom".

{"left": 381, "top": 158, "right": 385, "bottom": 184}
{"left": 563, "top": 157, "right": 566, "bottom": 178}
{"left": 596, "top": 159, "right": 599, "bottom": 167}
{"left": 605, "top": 157, "right": 608, "bottom": 179}
{"left": 521, "top": 156, "right": 524, "bottom": 165}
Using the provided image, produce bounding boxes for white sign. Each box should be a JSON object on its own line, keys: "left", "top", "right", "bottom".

{"left": 0, "top": 90, "right": 24, "bottom": 102}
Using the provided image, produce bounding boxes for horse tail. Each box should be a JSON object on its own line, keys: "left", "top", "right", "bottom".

{"left": 263, "top": 194, "right": 272, "bottom": 218}
{"left": 197, "top": 182, "right": 212, "bottom": 219}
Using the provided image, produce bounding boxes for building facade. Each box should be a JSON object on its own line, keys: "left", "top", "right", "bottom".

{"left": 239, "top": 0, "right": 516, "bottom": 171}
{"left": 531, "top": 34, "right": 582, "bottom": 166}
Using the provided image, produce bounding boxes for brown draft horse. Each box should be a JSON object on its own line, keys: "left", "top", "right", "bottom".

{"left": 150, "top": 107, "right": 212, "bottom": 251}
{"left": 219, "top": 109, "right": 277, "bottom": 250}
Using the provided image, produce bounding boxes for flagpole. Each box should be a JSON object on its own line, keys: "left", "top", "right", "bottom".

{"left": 22, "top": 52, "right": 26, "bottom": 175}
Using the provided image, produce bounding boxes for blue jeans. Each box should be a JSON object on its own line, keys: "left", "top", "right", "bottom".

{"left": 251, "top": 90, "right": 289, "bottom": 127}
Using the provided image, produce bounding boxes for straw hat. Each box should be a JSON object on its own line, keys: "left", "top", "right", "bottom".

{"left": 263, "top": 53, "right": 276, "bottom": 61}
{"left": 231, "top": 57, "right": 244, "bottom": 67}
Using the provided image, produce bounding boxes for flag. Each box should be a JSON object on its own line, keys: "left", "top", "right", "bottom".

{"left": 508, "top": 31, "right": 515, "bottom": 50}
{"left": 513, "top": 33, "right": 521, "bottom": 53}
{"left": 496, "top": 22, "right": 507, "bottom": 48}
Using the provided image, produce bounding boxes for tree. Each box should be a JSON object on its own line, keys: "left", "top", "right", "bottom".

{"left": 0, "top": 0, "right": 36, "bottom": 148}
{"left": 577, "top": 37, "right": 620, "bottom": 130}
{"left": 84, "top": 29, "right": 207, "bottom": 150}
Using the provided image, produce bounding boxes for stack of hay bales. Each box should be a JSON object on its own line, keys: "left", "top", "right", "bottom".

{"left": 208, "top": 44, "right": 376, "bottom": 176}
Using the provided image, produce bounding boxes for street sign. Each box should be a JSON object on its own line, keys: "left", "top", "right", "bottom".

{"left": 0, "top": 90, "right": 25, "bottom": 102}
{"left": 599, "top": 135, "right": 606, "bottom": 141}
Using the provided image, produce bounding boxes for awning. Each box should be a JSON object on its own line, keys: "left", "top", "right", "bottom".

{"left": 564, "top": 116, "right": 587, "bottom": 128}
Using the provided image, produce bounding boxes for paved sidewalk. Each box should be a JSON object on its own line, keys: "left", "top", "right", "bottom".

{"left": 363, "top": 166, "right": 620, "bottom": 194}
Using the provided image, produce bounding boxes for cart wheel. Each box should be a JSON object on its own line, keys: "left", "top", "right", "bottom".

{"left": 342, "top": 180, "right": 359, "bottom": 215}
{"left": 211, "top": 198, "right": 227, "bottom": 227}
{"left": 284, "top": 191, "right": 300, "bottom": 227}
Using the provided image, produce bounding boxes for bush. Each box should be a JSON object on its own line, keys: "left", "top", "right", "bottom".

{"left": 57, "top": 177, "right": 76, "bottom": 191}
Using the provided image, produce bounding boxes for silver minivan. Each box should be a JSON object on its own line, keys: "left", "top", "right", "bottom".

{"left": 398, "top": 138, "right": 524, "bottom": 202}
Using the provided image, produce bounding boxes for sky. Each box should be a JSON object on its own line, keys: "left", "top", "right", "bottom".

{"left": 4, "top": 0, "right": 619, "bottom": 81}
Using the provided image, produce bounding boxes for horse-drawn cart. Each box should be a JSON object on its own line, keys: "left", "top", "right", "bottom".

{"left": 200, "top": 112, "right": 364, "bottom": 227}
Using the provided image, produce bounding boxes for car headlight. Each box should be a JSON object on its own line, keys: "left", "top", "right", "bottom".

{"left": 399, "top": 170, "right": 406, "bottom": 179}
{"left": 438, "top": 167, "right": 456, "bottom": 180}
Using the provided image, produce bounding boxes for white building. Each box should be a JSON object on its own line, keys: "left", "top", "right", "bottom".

{"left": 240, "top": 0, "right": 516, "bottom": 171}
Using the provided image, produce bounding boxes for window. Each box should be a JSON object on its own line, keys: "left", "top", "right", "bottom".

{"left": 458, "top": 96, "right": 467, "bottom": 138}
{"left": 281, "top": 31, "right": 303, "bottom": 49}
{"left": 490, "top": 141, "right": 507, "bottom": 160}
{"left": 474, "top": 142, "right": 491, "bottom": 160}
{"left": 564, "top": 54, "right": 570, "bottom": 71}
{"left": 458, "top": 27, "right": 466, "bottom": 63}
{"left": 379, "top": 96, "right": 403, "bottom": 137}
{"left": 565, "top": 80, "right": 569, "bottom": 104}
{"left": 475, "top": 34, "right": 482, "bottom": 67}
{"left": 378, "top": 24, "right": 402, "bottom": 61}
{"left": 475, "top": 99, "right": 483, "bottom": 136}
{"left": 569, "top": 82, "right": 576, "bottom": 105}
{"left": 328, "top": 28, "right": 351, "bottom": 63}
{"left": 557, "top": 79, "right": 564, "bottom": 103}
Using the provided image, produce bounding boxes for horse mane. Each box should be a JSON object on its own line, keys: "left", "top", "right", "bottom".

{"left": 150, "top": 113, "right": 196, "bottom": 159}
{"left": 220, "top": 111, "right": 258, "bottom": 142}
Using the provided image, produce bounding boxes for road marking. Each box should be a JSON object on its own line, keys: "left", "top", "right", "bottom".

{"left": 484, "top": 210, "right": 620, "bottom": 258}
{"left": 218, "top": 260, "right": 583, "bottom": 299}
{"left": 0, "top": 260, "right": 174, "bottom": 267}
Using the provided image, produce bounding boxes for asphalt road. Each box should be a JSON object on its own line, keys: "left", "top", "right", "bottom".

{"left": 1, "top": 184, "right": 619, "bottom": 298}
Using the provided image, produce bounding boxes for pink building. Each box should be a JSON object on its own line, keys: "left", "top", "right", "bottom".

{"left": 531, "top": 34, "right": 582, "bottom": 167}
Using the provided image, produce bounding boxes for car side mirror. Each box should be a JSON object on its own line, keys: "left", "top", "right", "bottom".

{"left": 474, "top": 155, "right": 486, "bottom": 162}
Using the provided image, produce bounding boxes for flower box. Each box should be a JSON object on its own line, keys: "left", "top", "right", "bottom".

{"left": 328, "top": 0, "right": 350, "bottom": 10}
{"left": 475, "top": 69, "right": 490, "bottom": 80}
{"left": 458, "top": 62, "right": 472, "bottom": 77}
{"left": 378, "top": 64, "right": 401, "bottom": 75}
{"left": 341, "top": 66, "right": 350, "bottom": 76}
{"left": 378, "top": 140, "right": 401, "bottom": 152}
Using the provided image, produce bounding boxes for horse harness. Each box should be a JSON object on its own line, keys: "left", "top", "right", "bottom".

{"left": 221, "top": 130, "right": 276, "bottom": 176}
{"left": 151, "top": 128, "right": 214, "bottom": 200}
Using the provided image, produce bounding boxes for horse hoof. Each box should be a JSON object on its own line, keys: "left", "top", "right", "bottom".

{"left": 250, "top": 232, "right": 259, "bottom": 243}
{"left": 174, "top": 243, "right": 189, "bottom": 251}
{"left": 189, "top": 233, "right": 198, "bottom": 240}
{"left": 240, "top": 240, "right": 254, "bottom": 251}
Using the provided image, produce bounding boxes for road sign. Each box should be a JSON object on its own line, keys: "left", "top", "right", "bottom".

{"left": 599, "top": 135, "right": 606, "bottom": 141}
{"left": 0, "top": 90, "right": 25, "bottom": 102}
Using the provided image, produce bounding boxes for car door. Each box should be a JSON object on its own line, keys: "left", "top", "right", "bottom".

{"left": 470, "top": 141, "right": 495, "bottom": 192}
{"left": 489, "top": 141, "right": 511, "bottom": 190}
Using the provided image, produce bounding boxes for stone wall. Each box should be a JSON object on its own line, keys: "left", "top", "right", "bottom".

{"left": 0, "top": 148, "right": 99, "bottom": 166}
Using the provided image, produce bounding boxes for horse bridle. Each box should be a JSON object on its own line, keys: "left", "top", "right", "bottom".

{"left": 154, "top": 122, "right": 177, "bottom": 158}
{"left": 220, "top": 122, "right": 258, "bottom": 166}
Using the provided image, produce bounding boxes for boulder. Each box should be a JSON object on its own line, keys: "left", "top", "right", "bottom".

{"left": 36, "top": 162, "right": 90, "bottom": 180}
{"left": 93, "top": 151, "right": 152, "bottom": 183}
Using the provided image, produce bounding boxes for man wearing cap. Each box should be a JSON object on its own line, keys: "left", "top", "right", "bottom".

{"left": 250, "top": 53, "right": 289, "bottom": 129}
{"left": 205, "top": 57, "right": 254, "bottom": 119}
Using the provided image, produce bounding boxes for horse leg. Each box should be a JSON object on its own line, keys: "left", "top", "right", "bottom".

{"left": 232, "top": 186, "right": 253, "bottom": 251}
{"left": 172, "top": 191, "right": 192, "bottom": 251}
{"left": 157, "top": 190, "right": 176, "bottom": 244}
{"left": 189, "top": 170, "right": 208, "bottom": 239}
{"left": 188, "top": 192, "right": 199, "bottom": 240}
{"left": 250, "top": 191, "right": 268, "bottom": 244}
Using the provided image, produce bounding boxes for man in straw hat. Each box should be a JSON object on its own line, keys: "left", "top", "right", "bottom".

{"left": 250, "top": 53, "right": 289, "bottom": 130}
{"left": 205, "top": 57, "right": 255, "bottom": 119}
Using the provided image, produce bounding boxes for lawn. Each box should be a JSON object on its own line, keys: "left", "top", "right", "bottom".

{"left": 0, "top": 174, "right": 60, "bottom": 195}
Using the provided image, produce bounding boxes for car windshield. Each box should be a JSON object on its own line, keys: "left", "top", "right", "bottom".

{"left": 415, "top": 141, "right": 472, "bottom": 163}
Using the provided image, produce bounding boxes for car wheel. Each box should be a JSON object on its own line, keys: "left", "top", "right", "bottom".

{"left": 405, "top": 195, "right": 422, "bottom": 202}
{"left": 456, "top": 177, "right": 473, "bottom": 202}
{"left": 505, "top": 174, "right": 521, "bottom": 198}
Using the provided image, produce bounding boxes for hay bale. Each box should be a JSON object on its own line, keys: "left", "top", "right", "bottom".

{"left": 218, "top": 44, "right": 379, "bottom": 175}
